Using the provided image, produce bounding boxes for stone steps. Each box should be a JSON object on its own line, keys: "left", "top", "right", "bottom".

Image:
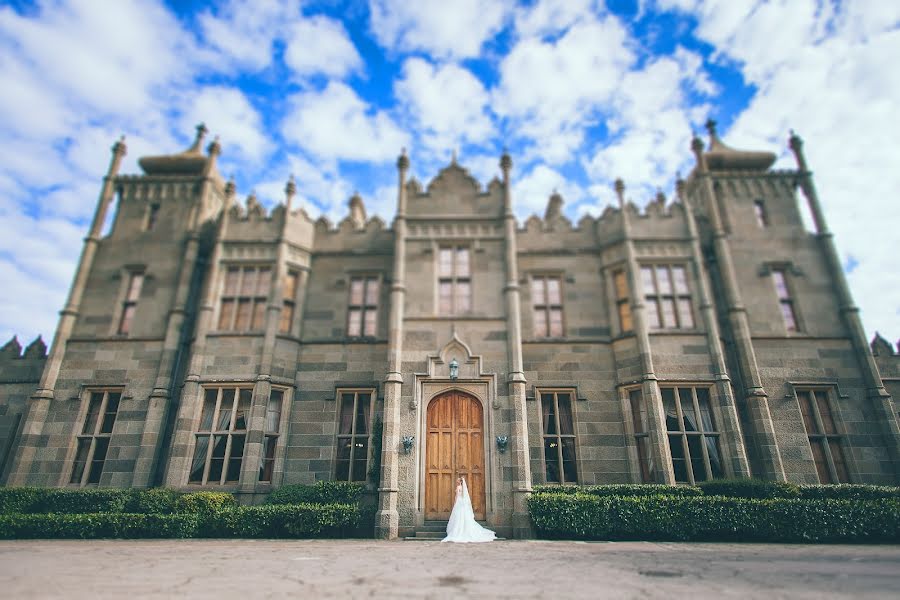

{"left": 404, "top": 520, "right": 504, "bottom": 540}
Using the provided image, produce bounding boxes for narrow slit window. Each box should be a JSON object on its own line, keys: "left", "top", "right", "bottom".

{"left": 280, "top": 270, "right": 299, "bottom": 334}
{"left": 69, "top": 389, "right": 122, "bottom": 486}
{"left": 259, "top": 388, "right": 285, "bottom": 482}
{"left": 771, "top": 268, "right": 798, "bottom": 332}
{"left": 145, "top": 203, "right": 160, "bottom": 231}
{"left": 613, "top": 269, "right": 632, "bottom": 333}
{"left": 628, "top": 388, "right": 654, "bottom": 483}
{"left": 118, "top": 272, "right": 144, "bottom": 335}
{"left": 754, "top": 200, "right": 768, "bottom": 228}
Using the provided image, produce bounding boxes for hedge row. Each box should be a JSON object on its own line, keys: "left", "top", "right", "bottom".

{"left": 527, "top": 493, "right": 900, "bottom": 543}
{"left": 531, "top": 481, "right": 900, "bottom": 501}
{"left": 265, "top": 481, "right": 364, "bottom": 506}
{"left": 532, "top": 484, "right": 702, "bottom": 498}
{"left": 0, "top": 488, "right": 238, "bottom": 516}
{"left": 0, "top": 503, "right": 361, "bottom": 540}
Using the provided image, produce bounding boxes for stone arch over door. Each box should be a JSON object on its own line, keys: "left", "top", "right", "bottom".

{"left": 424, "top": 390, "right": 486, "bottom": 520}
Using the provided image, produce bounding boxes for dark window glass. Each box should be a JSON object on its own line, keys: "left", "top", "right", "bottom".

{"left": 540, "top": 391, "right": 578, "bottom": 484}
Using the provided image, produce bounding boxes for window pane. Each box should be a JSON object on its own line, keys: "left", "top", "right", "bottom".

{"left": 218, "top": 299, "right": 234, "bottom": 330}
{"left": 696, "top": 388, "right": 714, "bottom": 433}
{"left": 118, "top": 304, "right": 135, "bottom": 334}
{"left": 780, "top": 301, "right": 798, "bottom": 331}
{"left": 234, "top": 389, "right": 251, "bottom": 431}
{"left": 755, "top": 200, "right": 768, "bottom": 227}
{"left": 661, "top": 388, "right": 678, "bottom": 432}
{"left": 672, "top": 266, "right": 689, "bottom": 294}
{"left": 87, "top": 437, "right": 109, "bottom": 484}
{"left": 679, "top": 388, "right": 698, "bottom": 432}
{"left": 705, "top": 436, "right": 724, "bottom": 479}
{"left": 557, "top": 394, "right": 574, "bottom": 435}
{"left": 127, "top": 273, "right": 144, "bottom": 301}
{"left": 266, "top": 390, "right": 283, "bottom": 434}
{"left": 224, "top": 268, "right": 240, "bottom": 295}
{"left": 646, "top": 298, "right": 661, "bottom": 329}
{"left": 251, "top": 300, "right": 267, "bottom": 330}
{"left": 336, "top": 438, "right": 352, "bottom": 481}
{"left": 235, "top": 300, "right": 251, "bottom": 330}
{"left": 241, "top": 269, "right": 257, "bottom": 296}
{"left": 364, "top": 309, "right": 377, "bottom": 336}
{"left": 208, "top": 435, "right": 227, "bottom": 483}
{"left": 350, "top": 278, "right": 364, "bottom": 305}
{"left": 355, "top": 393, "right": 370, "bottom": 435}
{"left": 636, "top": 437, "right": 653, "bottom": 483}
{"left": 351, "top": 438, "right": 369, "bottom": 482}
{"left": 641, "top": 266, "right": 655, "bottom": 294}
{"left": 814, "top": 391, "right": 836, "bottom": 434}
{"left": 189, "top": 436, "right": 209, "bottom": 483}
{"left": 543, "top": 438, "right": 560, "bottom": 483}
{"left": 339, "top": 394, "right": 354, "bottom": 434}
{"left": 456, "top": 281, "right": 471, "bottom": 313}
{"left": 828, "top": 440, "right": 850, "bottom": 483}
{"left": 677, "top": 298, "right": 694, "bottom": 329}
{"left": 618, "top": 302, "right": 632, "bottom": 332}
{"left": 83, "top": 392, "right": 103, "bottom": 435}
{"left": 531, "top": 278, "right": 545, "bottom": 305}
{"left": 541, "top": 394, "right": 557, "bottom": 435}
{"left": 199, "top": 389, "right": 217, "bottom": 431}
{"left": 614, "top": 270, "right": 628, "bottom": 300}
{"left": 217, "top": 389, "right": 235, "bottom": 430}
{"left": 256, "top": 268, "right": 271, "bottom": 296}
{"left": 656, "top": 266, "right": 672, "bottom": 294}
{"left": 772, "top": 270, "right": 789, "bottom": 299}
{"left": 811, "top": 440, "right": 832, "bottom": 484}
{"left": 439, "top": 282, "right": 452, "bottom": 314}
{"left": 549, "top": 308, "right": 563, "bottom": 337}
{"left": 283, "top": 272, "right": 298, "bottom": 300}
{"left": 70, "top": 438, "right": 91, "bottom": 484}
{"left": 259, "top": 436, "right": 278, "bottom": 482}
{"left": 456, "top": 248, "right": 470, "bottom": 277}
{"left": 561, "top": 438, "right": 577, "bottom": 483}
{"left": 439, "top": 249, "right": 453, "bottom": 277}
{"left": 668, "top": 434, "right": 689, "bottom": 483}
{"left": 226, "top": 435, "right": 245, "bottom": 482}
{"left": 661, "top": 299, "right": 677, "bottom": 328}
{"left": 365, "top": 278, "right": 379, "bottom": 306}
{"left": 100, "top": 392, "right": 120, "bottom": 434}
{"left": 533, "top": 309, "right": 547, "bottom": 337}
{"left": 797, "top": 391, "right": 818, "bottom": 434}
{"left": 687, "top": 434, "right": 707, "bottom": 482}
{"left": 348, "top": 308, "right": 361, "bottom": 336}
{"left": 547, "top": 278, "right": 561, "bottom": 305}
{"left": 279, "top": 302, "right": 294, "bottom": 333}
{"left": 629, "top": 389, "right": 646, "bottom": 433}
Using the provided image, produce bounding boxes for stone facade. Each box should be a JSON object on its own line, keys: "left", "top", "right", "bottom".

{"left": 1, "top": 122, "right": 898, "bottom": 539}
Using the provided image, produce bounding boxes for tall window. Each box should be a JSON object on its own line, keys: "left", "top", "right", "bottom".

{"left": 438, "top": 246, "right": 471, "bottom": 315}
{"left": 641, "top": 265, "right": 694, "bottom": 329}
{"left": 335, "top": 390, "right": 373, "bottom": 482}
{"left": 145, "top": 203, "right": 160, "bottom": 231}
{"left": 70, "top": 389, "right": 121, "bottom": 486}
{"left": 347, "top": 276, "right": 379, "bottom": 337}
{"left": 259, "top": 388, "right": 285, "bottom": 482}
{"left": 613, "top": 269, "right": 632, "bottom": 333}
{"left": 661, "top": 386, "right": 723, "bottom": 483}
{"left": 218, "top": 266, "right": 271, "bottom": 331}
{"left": 189, "top": 387, "right": 251, "bottom": 485}
{"left": 754, "top": 200, "right": 768, "bottom": 228}
{"left": 771, "top": 268, "right": 798, "bottom": 332}
{"left": 628, "top": 388, "right": 654, "bottom": 483}
{"left": 531, "top": 275, "right": 563, "bottom": 337}
{"left": 540, "top": 390, "right": 578, "bottom": 484}
{"left": 796, "top": 389, "right": 849, "bottom": 483}
{"left": 118, "top": 272, "right": 144, "bottom": 334}
{"left": 279, "top": 270, "right": 299, "bottom": 334}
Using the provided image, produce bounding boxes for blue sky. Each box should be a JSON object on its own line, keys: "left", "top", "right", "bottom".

{"left": 0, "top": 0, "right": 898, "bottom": 347}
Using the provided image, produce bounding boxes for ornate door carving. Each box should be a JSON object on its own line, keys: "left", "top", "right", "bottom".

{"left": 424, "top": 390, "right": 485, "bottom": 520}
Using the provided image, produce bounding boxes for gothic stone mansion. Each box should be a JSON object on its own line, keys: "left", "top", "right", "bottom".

{"left": 1, "top": 123, "right": 899, "bottom": 539}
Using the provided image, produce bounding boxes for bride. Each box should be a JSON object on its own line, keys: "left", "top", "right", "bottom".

{"left": 442, "top": 476, "right": 496, "bottom": 543}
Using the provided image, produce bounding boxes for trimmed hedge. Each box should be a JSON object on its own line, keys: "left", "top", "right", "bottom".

{"left": 0, "top": 513, "right": 199, "bottom": 539}
{"left": 204, "top": 503, "right": 360, "bottom": 538}
{"left": 532, "top": 484, "right": 702, "bottom": 498}
{"left": 266, "top": 481, "right": 364, "bottom": 506}
{"left": 174, "top": 491, "right": 237, "bottom": 515}
{"left": 697, "top": 478, "right": 801, "bottom": 499}
{"left": 527, "top": 492, "right": 900, "bottom": 543}
{"left": 797, "top": 484, "right": 900, "bottom": 501}
{"left": 0, "top": 487, "right": 183, "bottom": 515}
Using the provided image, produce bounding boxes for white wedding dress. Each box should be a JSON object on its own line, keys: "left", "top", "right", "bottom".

{"left": 442, "top": 478, "right": 496, "bottom": 543}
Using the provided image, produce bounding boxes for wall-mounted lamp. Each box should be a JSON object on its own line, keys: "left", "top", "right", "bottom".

{"left": 496, "top": 435, "right": 509, "bottom": 454}
{"left": 449, "top": 358, "right": 459, "bottom": 380}
{"left": 401, "top": 435, "right": 415, "bottom": 454}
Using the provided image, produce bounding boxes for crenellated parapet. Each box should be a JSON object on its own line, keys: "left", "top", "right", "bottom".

{"left": 406, "top": 160, "right": 505, "bottom": 219}
{"left": 0, "top": 336, "right": 47, "bottom": 384}
{"left": 872, "top": 333, "right": 900, "bottom": 383}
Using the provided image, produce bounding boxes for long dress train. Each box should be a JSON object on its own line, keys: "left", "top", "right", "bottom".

{"left": 442, "top": 478, "right": 496, "bottom": 543}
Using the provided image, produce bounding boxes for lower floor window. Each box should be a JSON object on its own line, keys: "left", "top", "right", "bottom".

{"left": 335, "top": 389, "right": 374, "bottom": 482}
{"left": 70, "top": 389, "right": 121, "bottom": 486}
{"left": 540, "top": 390, "right": 578, "bottom": 484}
{"left": 628, "top": 388, "right": 654, "bottom": 483}
{"left": 797, "top": 389, "right": 850, "bottom": 483}
{"left": 189, "top": 386, "right": 251, "bottom": 485}
{"left": 662, "top": 386, "right": 723, "bottom": 483}
{"left": 259, "top": 388, "right": 285, "bottom": 483}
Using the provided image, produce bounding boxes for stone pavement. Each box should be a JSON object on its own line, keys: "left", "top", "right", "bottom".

{"left": 0, "top": 539, "right": 898, "bottom": 599}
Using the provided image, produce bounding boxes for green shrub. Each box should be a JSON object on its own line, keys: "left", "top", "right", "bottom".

{"left": 205, "top": 503, "right": 360, "bottom": 538}
{"left": 0, "top": 513, "right": 199, "bottom": 539}
{"left": 526, "top": 492, "right": 900, "bottom": 543}
{"left": 125, "top": 488, "right": 180, "bottom": 515}
{"left": 30, "top": 489, "right": 133, "bottom": 514}
{"left": 532, "top": 484, "right": 702, "bottom": 498}
{"left": 174, "top": 491, "right": 236, "bottom": 516}
{"left": 266, "top": 481, "right": 364, "bottom": 506}
{"left": 698, "top": 478, "right": 801, "bottom": 499}
{"left": 0, "top": 487, "right": 44, "bottom": 514}
{"left": 797, "top": 484, "right": 900, "bottom": 501}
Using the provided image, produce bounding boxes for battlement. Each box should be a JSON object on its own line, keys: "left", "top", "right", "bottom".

{"left": 0, "top": 336, "right": 47, "bottom": 384}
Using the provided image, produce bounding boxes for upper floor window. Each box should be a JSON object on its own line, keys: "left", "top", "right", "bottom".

{"left": 613, "top": 269, "right": 632, "bottom": 333}
{"left": 145, "top": 203, "right": 160, "bottom": 231}
{"left": 70, "top": 389, "right": 122, "bottom": 486}
{"left": 531, "top": 275, "right": 563, "bottom": 338}
{"left": 347, "top": 276, "right": 379, "bottom": 337}
{"left": 641, "top": 265, "right": 694, "bottom": 330}
{"left": 438, "top": 246, "right": 471, "bottom": 315}
{"left": 753, "top": 200, "right": 768, "bottom": 228}
{"left": 661, "top": 386, "right": 723, "bottom": 484}
{"left": 335, "top": 389, "right": 374, "bottom": 482}
{"left": 771, "top": 268, "right": 799, "bottom": 332}
{"left": 628, "top": 388, "right": 654, "bottom": 483}
{"left": 796, "top": 389, "right": 849, "bottom": 483}
{"left": 540, "top": 390, "right": 578, "bottom": 484}
{"left": 218, "top": 266, "right": 271, "bottom": 332}
{"left": 118, "top": 272, "right": 144, "bottom": 335}
{"left": 279, "top": 270, "right": 299, "bottom": 334}
{"left": 259, "top": 388, "right": 286, "bottom": 482}
{"left": 189, "top": 386, "right": 251, "bottom": 485}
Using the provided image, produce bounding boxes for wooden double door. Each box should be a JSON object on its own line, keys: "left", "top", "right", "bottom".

{"left": 424, "top": 391, "right": 486, "bottom": 520}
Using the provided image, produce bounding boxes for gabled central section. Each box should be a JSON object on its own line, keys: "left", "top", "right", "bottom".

{"left": 406, "top": 159, "right": 504, "bottom": 218}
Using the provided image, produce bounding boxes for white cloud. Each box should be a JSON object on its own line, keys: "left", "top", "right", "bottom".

{"left": 513, "top": 164, "right": 584, "bottom": 219}
{"left": 282, "top": 82, "right": 409, "bottom": 163}
{"left": 179, "top": 86, "right": 269, "bottom": 163}
{"left": 284, "top": 16, "right": 363, "bottom": 79}
{"left": 198, "top": 0, "right": 298, "bottom": 72}
{"left": 514, "top": 0, "right": 600, "bottom": 39}
{"left": 395, "top": 58, "right": 493, "bottom": 156}
{"left": 369, "top": 0, "right": 510, "bottom": 60}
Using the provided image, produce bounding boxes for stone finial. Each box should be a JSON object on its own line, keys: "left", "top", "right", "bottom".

{"left": 1, "top": 336, "right": 21, "bottom": 358}
{"left": 24, "top": 336, "right": 47, "bottom": 359}
{"left": 397, "top": 148, "right": 409, "bottom": 172}
{"left": 189, "top": 123, "right": 208, "bottom": 153}
{"left": 111, "top": 135, "right": 127, "bottom": 157}
{"left": 705, "top": 119, "right": 718, "bottom": 141}
{"left": 544, "top": 190, "right": 564, "bottom": 221}
{"left": 349, "top": 192, "right": 367, "bottom": 229}
{"left": 207, "top": 135, "right": 221, "bottom": 157}
{"left": 224, "top": 177, "right": 236, "bottom": 199}
{"left": 788, "top": 129, "right": 807, "bottom": 171}
{"left": 614, "top": 177, "right": 625, "bottom": 199}
{"left": 246, "top": 191, "right": 263, "bottom": 217}
{"left": 500, "top": 148, "right": 512, "bottom": 175}
{"left": 451, "top": 149, "right": 458, "bottom": 165}
{"left": 675, "top": 172, "right": 686, "bottom": 199}
{"left": 655, "top": 188, "right": 666, "bottom": 205}
{"left": 871, "top": 332, "right": 896, "bottom": 356}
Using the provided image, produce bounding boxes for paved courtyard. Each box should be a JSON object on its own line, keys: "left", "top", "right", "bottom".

{"left": 0, "top": 539, "right": 898, "bottom": 599}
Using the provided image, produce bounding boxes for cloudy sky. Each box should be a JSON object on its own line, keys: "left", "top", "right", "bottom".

{"left": 0, "top": 0, "right": 898, "bottom": 348}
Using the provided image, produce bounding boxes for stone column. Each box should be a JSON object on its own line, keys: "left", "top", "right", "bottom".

{"left": 789, "top": 132, "right": 900, "bottom": 478}
{"left": 376, "top": 151, "right": 409, "bottom": 539}
{"left": 241, "top": 177, "right": 297, "bottom": 490}
{"left": 678, "top": 177, "right": 750, "bottom": 478}
{"left": 163, "top": 178, "right": 236, "bottom": 487}
{"left": 615, "top": 180, "right": 675, "bottom": 485}
{"left": 8, "top": 137, "right": 127, "bottom": 485}
{"left": 691, "top": 136, "right": 786, "bottom": 481}
{"left": 499, "top": 152, "right": 533, "bottom": 538}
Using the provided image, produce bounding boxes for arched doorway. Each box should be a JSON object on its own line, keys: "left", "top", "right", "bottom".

{"left": 424, "top": 390, "right": 485, "bottom": 520}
